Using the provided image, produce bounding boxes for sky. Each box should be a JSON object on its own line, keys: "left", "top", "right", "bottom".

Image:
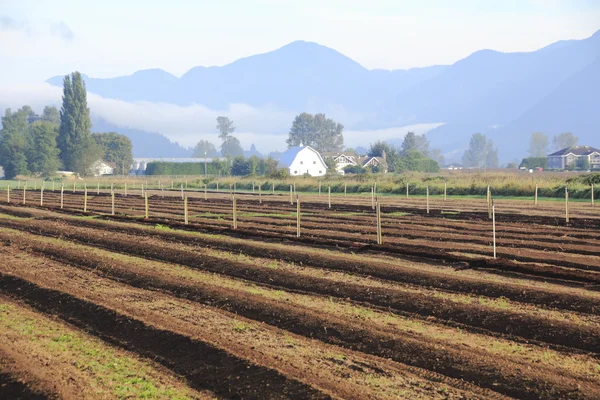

{"left": 1, "top": 0, "right": 599, "bottom": 153}
{"left": 2, "top": 0, "right": 599, "bottom": 84}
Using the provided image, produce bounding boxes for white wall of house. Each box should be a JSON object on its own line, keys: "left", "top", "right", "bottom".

{"left": 90, "top": 161, "right": 114, "bottom": 176}
{"left": 288, "top": 148, "right": 327, "bottom": 176}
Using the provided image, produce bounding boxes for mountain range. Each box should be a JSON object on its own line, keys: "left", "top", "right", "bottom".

{"left": 47, "top": 30, "right": 600, "bottom": 161}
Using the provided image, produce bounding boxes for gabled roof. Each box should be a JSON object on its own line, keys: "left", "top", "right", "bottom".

{"left": 548, "top": 146, "right": 600, "bottom": 157}
{"left": 277, "top": 146, "right": 327, "bottom": 169}
{"left": 360, "top": 156, "right": 388, "bottom": 169}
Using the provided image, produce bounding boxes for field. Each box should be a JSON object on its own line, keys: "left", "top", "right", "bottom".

{"left": 0, "top": 186, "right": 599, "bottom": 399}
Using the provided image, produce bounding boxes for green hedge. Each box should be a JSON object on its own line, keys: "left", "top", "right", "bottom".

{"left": 145, "top": 162, "right": 218, "bottom": 176}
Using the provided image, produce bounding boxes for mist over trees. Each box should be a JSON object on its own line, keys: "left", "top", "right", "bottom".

{"left": 552, "top": 132, "right": 578, "bottom": 151}
{"left": 192, "top": 140, "right": 218, "bottom": 158}
{"left": 217, "top": 116, "right": 244, "bottom": 157}
{"left": 0, "top": 72, "right": 133, "bottom": 179}
{"left": 528, "top": 132, "right": 549, "bottom": 158}
{"left": 462, "top": 133, "right": 499, "bottom": 169}
{"left": 286, "top": 112, "right": 344, "bottom": 152}
{"left": 367, "top": 133, "right": 440, "bottom": 173}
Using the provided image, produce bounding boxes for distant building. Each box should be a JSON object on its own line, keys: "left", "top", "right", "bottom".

{"left": 277, "top": 146, "right": 327, "bottom": 176}
{"left": 547, "top": 146, "right": 600, "bottom": 170}
{"left": 445, "top": 163, "right": 464, "bottom": 170}
{"left": 89, "top": 160, "right": 116, "bottom": 176}
{"left": 321, "top": 152, "right": 359, "bottom": 173}
{"left": 321, "top": 151, "right": 388, "bottom": 174}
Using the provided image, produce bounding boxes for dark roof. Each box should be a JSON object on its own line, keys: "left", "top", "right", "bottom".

{"left": 548, "top": 146, "right": 600, "bottom": 157}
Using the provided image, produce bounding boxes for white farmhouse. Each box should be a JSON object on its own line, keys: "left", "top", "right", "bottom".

{"left": 89, "top": 160, "right": 115, "bottom": 176}
{"left": 277, "top": 146, "right": 327, "bottom": 177}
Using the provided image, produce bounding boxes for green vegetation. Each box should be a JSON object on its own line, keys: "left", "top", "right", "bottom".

{"left": 58, "top": 72, "right": 103, "bottom": 175}
{"left": 0, "top": 72, "right": 133, "bottom": 179}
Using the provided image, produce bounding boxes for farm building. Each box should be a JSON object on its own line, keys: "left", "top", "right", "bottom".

{"left": 547, "top": 146, "right": 600, "bottom": 170}
{"left": 322, "top": 151, "right": 388, "bottom": 174}
{"left": 89, "top": 160, "right": 116, "bottom": 176}
{"left": 321, "top": 152, "right": 359, "bottom": 173}
{"left": 277, "top": 146, "right": 327, "bottom": 176}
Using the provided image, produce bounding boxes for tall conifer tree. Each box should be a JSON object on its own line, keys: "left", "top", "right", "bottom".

{"left": 58, "top": 72, "right": 100, "bottom": 174}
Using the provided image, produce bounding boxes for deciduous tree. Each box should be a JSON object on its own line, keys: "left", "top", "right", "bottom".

{"left": 286, "top": 113, "right": 344, "bottom": 152}
{"left": 528, "top": 132, "right": 549, "bottom": 157}
{"left": 192, "top": 140, "right": 218, "bottom": 158}
{"left": 552, "top": 132, "right": 578, "bottom": 151}
{"left": 92, "top": 132, "right": 133, "bottom": 175}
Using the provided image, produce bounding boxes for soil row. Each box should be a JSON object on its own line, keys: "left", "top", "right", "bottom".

{"left": 0, "top": 248, "right": 500, "bottom": 400}
{"left": 2, "top": 204, "right": 599, "bottom": 314}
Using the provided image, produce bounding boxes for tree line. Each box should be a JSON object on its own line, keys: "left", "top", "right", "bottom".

{"left": 0, "top": 72, "right": 133, "bottom": 179}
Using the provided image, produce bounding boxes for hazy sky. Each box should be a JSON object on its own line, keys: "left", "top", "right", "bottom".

{"left": 2, "top": 0, "right": 599, "bottom": 84}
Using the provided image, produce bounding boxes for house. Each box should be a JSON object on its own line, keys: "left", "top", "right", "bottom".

{"left": 89, "top": 160, "right": 116, "bottom": 176}
{"left": 321, "top": 152, "right": 358, "bottom": 173}
{"left": 547, "top": 146, "right": 600, "bottom": 170}
{"left": 277, "top": 146, "right": 327, "bottom": 176}
{"left": 359, "top": 155, "right": 388, "bottom": 173}
{"left": 321, "top": 151, "right": 389, "bottom": 174}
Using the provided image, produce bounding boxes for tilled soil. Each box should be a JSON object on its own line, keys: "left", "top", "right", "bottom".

{"left": 2, "top": 201, "right": 600, "bottom": 399}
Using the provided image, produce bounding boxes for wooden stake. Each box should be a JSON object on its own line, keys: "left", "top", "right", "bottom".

{"left": 97, "top": 182, "right": 100, "bottom": 195}
{"left": 73, "top": 181, "right": 76, "bottom": 193}
{"left": 181, "top": 184, "right": 184, "bottom": 200}
{"left": 60, "top": 184, "right": 64, "bottom": 209}
{"left": 6, "top": 186, "right": 9, "bottom": 203}
{"left": 492, "top": 199, "right": 497, "bottom": 259}
{"left": 296, "top": 195, "right": 301, "bottom": 237}
{"left": 144, "top": 191, "right": 149, "bottom": 219}
{"left": 406, "top": 183, "right": 409, "bottom": 199}
{"left": 290, "top": 185, "right": 293, "bottom": 205}
{"left": 184, "top": 196, "right": 188, "bottom": 225}
{"left": 252, "top": 181, "right": 255, "bottom": 193}
{"left": 344, "top": 182, "right": 347, "bottom": 197}
{"left": 487, "top": 186, "right": 492, "bottom": 219}
{"left": 294, "top": 182, "right": 296, "bottom": 194}
{"left": 534, "top": 184, "right": 538, "bottom": 205}
{"left": 22, "top": 186, "right": 26, "bottom": 205}
{"left": 565, "top": 187, "right": 569, "bottom": 224}
{"left": 204, "top": 184, "right": 207, "bottom": 200}
{"left": 217, "top": 181, "right": 219, "bottom": 191}
{"left": 40, "top": 186, "right": 44, "bottom": 207}
{"left": 371, "top": 187, "right": 375, "bottom": 209}
{"left": 111, "top": 190, "right": 115, "bottom": 215}
{"left": 328, "top": 186, "right": 331, "bottom": 209}
{"left": 84, "top": 188, "right": 88, "bottom": 212}
{"left": 444, "top": 183, "right": 447, "bottom": 201}
{"left": 232, "top": 195, "right": 237, "bottom": 229}
{"left": 124, "top": 183, "right": 127, "bottom": 197}
{"left": 259, "top": 184, "right": 262, "bottom": 204}
{"left": 376, "top": 199, "right": 383, "bottom": 245}
{"left": 592, "top": 184, "right": 595, "bottom": 206}
{"left": 426, "top": 186, "right": 430, "bottom": 214}
{"left": 171, "top": 180, "right": 174, "bottom": 189}
{"left": 319, "top": 182, "right": 321, "bottom": 196}
{"left": 272, "top": 182, "right": 274, "bottom": 195}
